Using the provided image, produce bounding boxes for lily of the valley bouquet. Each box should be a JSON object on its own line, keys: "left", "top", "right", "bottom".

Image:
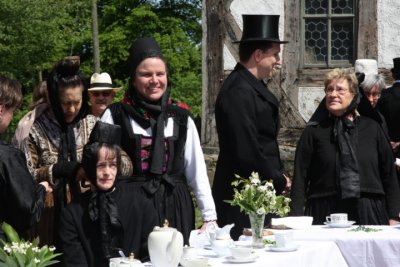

{"left": 225, "top": 172, "right": 291, "bottom": 216}
{"left": 0, "top": 222, "right": 61, "bottom": 267}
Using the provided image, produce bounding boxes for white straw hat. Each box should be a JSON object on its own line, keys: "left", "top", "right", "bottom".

{"left": 88, "top": 72, "right": 122, "bottom": 91}
{"left": 354, "top": 59, "right": 378, "bottom": 76}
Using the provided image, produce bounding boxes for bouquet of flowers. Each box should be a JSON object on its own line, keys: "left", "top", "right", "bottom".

{"left": 225, "top": 172, "right": 291, "bottom": 216}
{"left": 0, "top": 222, "right": 61, "bottom": 267}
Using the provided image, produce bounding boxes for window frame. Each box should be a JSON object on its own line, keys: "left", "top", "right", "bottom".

{"left": 300, "top": 0, "right": 358, "bottom": 68}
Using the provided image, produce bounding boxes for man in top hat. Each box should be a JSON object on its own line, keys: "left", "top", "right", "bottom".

{"left": 378, "top": 57, "right": 400, "bottom": 157}
{"left": 88, "top": 72, "right": 121, "bottom": 117}
{"left": 212, "top": 14, "right": 291, "bottom": 239}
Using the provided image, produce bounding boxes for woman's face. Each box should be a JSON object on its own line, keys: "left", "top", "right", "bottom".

{"left": 364, "top": 85, "right": 380, "bottom": 108}
{"left": 325, "top": 78, "right": 354, "bottom": 116}
{"left": 133, "top": 57, "right": 167, "bottom": 102}
{"left": 0, "top": 105, "right": 15, "bottom": 133}
{"left": 59, "top": 86, "right": 83, "bottom": 123}
{"left": 96, "top": 147, "right": 117, "bottom": 191}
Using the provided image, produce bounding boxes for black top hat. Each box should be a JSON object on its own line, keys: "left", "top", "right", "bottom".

{"left": 234, "top": 14, "right": 288, "bottom": 44}
{"left": 391, "top": 57, "right": 400, "bottom": 73}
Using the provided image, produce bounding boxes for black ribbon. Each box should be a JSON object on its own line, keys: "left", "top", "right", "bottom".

{"left": 141, "top": 174, "right": 178, "bottom": 227}
{"left": 332, "top": 94, "right": 361, "bottom": 199}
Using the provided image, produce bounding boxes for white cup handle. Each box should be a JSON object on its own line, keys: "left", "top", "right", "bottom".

{"left": 326, "top": 216, "right": 331, "bottom": 222}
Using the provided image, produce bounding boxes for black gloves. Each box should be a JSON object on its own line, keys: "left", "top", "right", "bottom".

{"left": 52, "top": 161, "right": 80, "bottom": 180}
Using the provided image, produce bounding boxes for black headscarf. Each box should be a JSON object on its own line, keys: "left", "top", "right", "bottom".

{"left": 123, "top": 36, "right": 169, "bottom": 175}
{"left": 82, "top": 122, "right": 122, "bottom": 259}
{"left": 46, "top": 56, "right": 89, "bottom": 162}
{"left": 308, "top": 81, "right": 361, "bottom": 199}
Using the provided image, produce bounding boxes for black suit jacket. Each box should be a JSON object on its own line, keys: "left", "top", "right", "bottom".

{"left": 212, "top": 63, "right": 286, "bottom": 239}
{"left": 378, "top": 82, "right": 400, "bottom": 142}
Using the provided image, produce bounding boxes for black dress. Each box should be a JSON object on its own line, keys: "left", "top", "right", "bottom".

{"left": 104, "top": 103, "right": 196, "bottom": 244}
{"left": 290, "top": 116, "right": 400, "bottom": 224}
{"left": 0, "top": 141, "right": 45, "bottom": 240}
{"left": 58, "top": 179, "right": 158, "bottom": 267}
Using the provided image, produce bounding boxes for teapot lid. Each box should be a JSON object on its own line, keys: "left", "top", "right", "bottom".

{"left": 121, "top": 252, "right": 141, "bottom": 263}
{"left": 153, "top": 219, "right": 176, "bottom": 232}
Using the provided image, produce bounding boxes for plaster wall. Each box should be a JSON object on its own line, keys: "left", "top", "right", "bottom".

{"left": 224, "top": 0, "right": 285, "bottom": 70}
{"left": 377, "top": 0, "right": 400, "bottom": 68}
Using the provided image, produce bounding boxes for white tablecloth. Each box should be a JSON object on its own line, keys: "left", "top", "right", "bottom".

{"left": 196, "top": 241, "right": 347, "bottom": 267}
{"left": 271, "top": 225, "right": 400, "bottom": 267}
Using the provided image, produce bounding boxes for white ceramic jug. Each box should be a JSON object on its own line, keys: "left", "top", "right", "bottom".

{"left": 148, "top": 220, "right": 184, "bottom": 267}
{"left": 206, "top": 223, "right": 234, "bottom": 257}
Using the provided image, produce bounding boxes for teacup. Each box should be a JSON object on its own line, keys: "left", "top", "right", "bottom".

{"left": 180, "top": 246, "right": 198, "bottom": 266}
{"left": 326, "top": 213, "right": 348, "bottom": 224}
{"left": 274, "top": 231, "right": 294, "bottom": 248}
{"left": 181, "top": 256, "right": 208, "bottom": 267}
{"left": 229, "top": 246, "right": 252, "bottom": 259}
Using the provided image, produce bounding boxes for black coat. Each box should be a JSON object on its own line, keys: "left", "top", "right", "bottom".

{"left": 378, "top": 82, "right": 400, "bottom": 143}
{"left": 290, "top": 116, "right": 400, "bottom": 223}
{"left": 0, "top": 141, "right": 45, "bottom": 240}
{"left": 212, "top": 63, "right": 287, "bottom": 239}
{"left": 59, "top": 180, "right": 158, "bottom": 267}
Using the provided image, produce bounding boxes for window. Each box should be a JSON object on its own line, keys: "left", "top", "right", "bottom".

{"left": 301, "top": 0, "right": 357, "bottom": 68}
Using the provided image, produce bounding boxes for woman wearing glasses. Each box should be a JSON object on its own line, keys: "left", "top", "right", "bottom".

{"left": 290, "top": 68, "right": 400, "bottom": 225}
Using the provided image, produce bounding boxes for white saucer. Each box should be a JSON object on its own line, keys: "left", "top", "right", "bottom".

{"left": 225, "top": 254, "right": 259, "bottom": 263}
{"left": 324, "top": 221, "right": 355, "bottom": 228}
{"left": 268, "top": 243, "right": 300, "bottom": 252}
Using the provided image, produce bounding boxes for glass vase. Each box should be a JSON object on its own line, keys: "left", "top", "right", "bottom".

{"left": 249, "top": 212, "right": 265, "bottom": 248}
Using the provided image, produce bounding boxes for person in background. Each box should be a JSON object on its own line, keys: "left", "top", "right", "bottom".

{"left": 59, "top": 122, "right": 156, "bottom": 267}
{"left": 100, "top": 36, "right": 217, "bottom": 244}
{"left": 378, "top": 57, "right": 400, "bottom": 158}
{"left": 355, "top": 59, "right": 389, "bottom": 138}
{"left": 88, "top": 72, "right": 121, "bottom": 117}
{"left": 0, "top": 75, "right": 52, "bottom": 240}
{"left": 23, "top": 56, "right": 98, "bottom": 246}
{"left": 12, "top": 80, "right": 48, "bottom": 150}
{"left": 290, "top": 68, "right": 400, "bottom": 225}
{"left": 212, "top": 14, "right": 290, "bottom": 240}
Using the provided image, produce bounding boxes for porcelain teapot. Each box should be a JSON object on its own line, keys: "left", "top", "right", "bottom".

{"left": 205, "top": 222, "right": 234, "bottom": 257}
{"left": 148, "top": 219, "right": 183, "bottom": 267}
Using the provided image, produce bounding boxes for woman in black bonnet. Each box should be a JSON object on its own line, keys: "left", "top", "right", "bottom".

{"left": 100, "top": 37, "right": 217, "bottom": 243}
{"left": 290, "top": 68, "right": 400, "bottom": 225}
{"left": 23, "top": 56, "right": 98, "bottom": 246}
{"left": 59, "top": 122, "right": 157, "bottom": 267}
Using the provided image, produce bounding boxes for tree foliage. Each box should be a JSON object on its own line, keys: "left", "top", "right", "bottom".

{"left": 0, "top": 0, "right": 202, "bottom": 140}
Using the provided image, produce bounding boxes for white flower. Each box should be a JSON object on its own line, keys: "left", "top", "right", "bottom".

{"left": 256, "top": 207, "right": 266, "bottom": 215}
{"left": 49, "top": 246, "right": 56, "bottom": 252}
{"left": 34, "top": 258, "right": 40, "bottom": 263}
{"left": 250, "top": 178, "right": 260, "bottom": 185}
{"left": 258, "top": 185, "right": 267, "bottom": 192}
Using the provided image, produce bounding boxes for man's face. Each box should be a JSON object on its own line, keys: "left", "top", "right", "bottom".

{"left": 257, "top": 43, "right": 281, "bottom": 80}
{"left": 88, "top": 90, "right": 115, "bottom": 117}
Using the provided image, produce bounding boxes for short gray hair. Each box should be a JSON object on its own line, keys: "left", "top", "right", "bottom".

{"left": 361, "top": 74, "right": 386, "bottom": 93}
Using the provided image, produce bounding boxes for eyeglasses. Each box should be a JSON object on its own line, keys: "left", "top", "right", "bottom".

{"left": 364, "top": 92, "right": 381, "bottom": 99}
{"left": 325, "top": 87, "right": 349, "bottom": 96}
{"left": 90, "top": 90, "right": 113, "bottom": 97}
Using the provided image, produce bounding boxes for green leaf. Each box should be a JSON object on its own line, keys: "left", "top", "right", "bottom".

{"left": 1, "top": 222, "right": 20, "bottom": 243}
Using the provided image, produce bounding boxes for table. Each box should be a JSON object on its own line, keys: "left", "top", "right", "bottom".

{"left": 271, "top": 225, "right": 400, "bottom": 267}
{"left": 196, "top": 240, "right": 347, "bottom": 267}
